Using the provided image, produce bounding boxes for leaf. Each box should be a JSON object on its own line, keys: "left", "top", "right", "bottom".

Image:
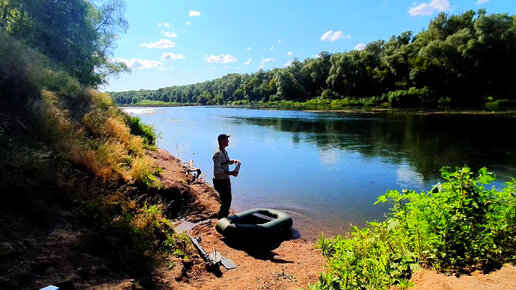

{"left": 431, "top": 183, "right": 443, "bottom": 193}
{"left": 440, "top": 166, "right": 453, "bottom": 179}
{"left": 387, "top": 219, "right": 400, "bottom": 231}
{"left": 477, "top": 167, "right": 496, "bottom": 184}
{"left": 375, "top": 195, "right": 387, "bottom": 205}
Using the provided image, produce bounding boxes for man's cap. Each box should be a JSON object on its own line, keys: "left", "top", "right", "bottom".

{"left": 217, "top": 134, "right": 231, "bottom": 142}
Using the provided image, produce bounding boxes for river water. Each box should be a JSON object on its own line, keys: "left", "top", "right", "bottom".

{"left": 124, "top": 106, "right": 516, "bottom": 239}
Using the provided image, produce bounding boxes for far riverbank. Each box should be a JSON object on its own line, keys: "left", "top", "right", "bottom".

{"left": 120, "top": 101, "right": 516, "bottom": 116}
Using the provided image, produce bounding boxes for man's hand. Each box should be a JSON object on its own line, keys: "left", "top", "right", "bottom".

{"left": 231, "top": 159, "right": 242, "bottom": 165}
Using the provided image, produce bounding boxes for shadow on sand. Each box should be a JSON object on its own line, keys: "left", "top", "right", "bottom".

{"left": 220, "top": 227, "right": 301, "bottom": 262}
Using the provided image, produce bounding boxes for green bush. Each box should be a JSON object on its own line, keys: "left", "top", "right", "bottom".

{"left": 312, "top": 166, "right": 516, "bottom": 289}
{"left": 485, "top": 99, "right": 516, "bottom": 111}
{"left": 320, "top": 89, "right": 341, "bottom": 100}
{"left": 126, "top": 115, "right": 157, "bottom": 146}
{"left": 386, "top": 87, "right": 429, "bottom": 108}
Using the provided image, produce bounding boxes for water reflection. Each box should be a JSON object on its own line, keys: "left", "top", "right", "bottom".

{"left": 126, "top": 107, "right": 516, "bottom": 239}
{"left": 233, "top": 113, "right": 516, "bottom": 181}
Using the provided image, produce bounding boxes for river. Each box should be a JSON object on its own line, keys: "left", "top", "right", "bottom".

{"left": 124, "top": 106, "right": 516, "bottom": 239}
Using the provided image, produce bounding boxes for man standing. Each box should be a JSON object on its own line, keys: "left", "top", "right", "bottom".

{"left": 213, "top": 134, "right": 241, "bottom": 219}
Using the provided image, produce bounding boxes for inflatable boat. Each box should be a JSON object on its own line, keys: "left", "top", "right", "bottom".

{"left": 215, "top": 208, "right": 293, "bottom": 240}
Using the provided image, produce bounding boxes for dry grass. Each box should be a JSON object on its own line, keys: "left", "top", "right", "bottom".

{"left": 89, "top": 89, "right": 113, "bottom": 108}
{"left": 34, "top": 87, "right": 159, "bottom": 184}
{"left": 128, "top": 155, "right": 156, "bottom": 183}
{"left": 104, "top": 117, "right": 131, "bottom": 143}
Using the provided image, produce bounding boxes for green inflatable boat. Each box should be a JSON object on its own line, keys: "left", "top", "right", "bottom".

{"left": 215, "top": 208, "right": 293, "bottom": 240}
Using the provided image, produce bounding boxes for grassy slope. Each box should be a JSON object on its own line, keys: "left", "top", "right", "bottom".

{"left": 0, "top": 32, "right": 197, "bottom": 289}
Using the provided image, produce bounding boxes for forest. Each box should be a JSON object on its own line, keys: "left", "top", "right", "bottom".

{"left": 111, "top": 9, "right": 516, "bottom": 109}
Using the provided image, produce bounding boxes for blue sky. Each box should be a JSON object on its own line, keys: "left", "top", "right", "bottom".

{"left": 104, "top": 0, "right": 516, "bottom": 92}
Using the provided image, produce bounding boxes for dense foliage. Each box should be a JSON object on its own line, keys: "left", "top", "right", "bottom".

{"left": 0, "top": 0, "right": 128, "bottom": 86}
{"left": 311, "top": 167, "right": 516, "bottom": 289}
{"left": 111, "top": 10, "right": 516, "bottom": 109}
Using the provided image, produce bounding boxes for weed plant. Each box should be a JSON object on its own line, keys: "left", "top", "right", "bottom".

{"left": 77, "top": 193, "right": 196, "bottom": 278}
{"left": 311, "top": 166, "right": 516, "bottom": 289}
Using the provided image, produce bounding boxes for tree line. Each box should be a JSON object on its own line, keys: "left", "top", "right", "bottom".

{"left": 111, "top": 9, "right": 516, "bottom": 109}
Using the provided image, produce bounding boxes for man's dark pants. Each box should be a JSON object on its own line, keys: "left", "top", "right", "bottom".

{"left": 213, "top": 178, "right": 231, "bottom": 218}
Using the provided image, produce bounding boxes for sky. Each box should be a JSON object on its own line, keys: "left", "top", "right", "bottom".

{"left": 104, "top": 0, "right": 516, "bottom": 92}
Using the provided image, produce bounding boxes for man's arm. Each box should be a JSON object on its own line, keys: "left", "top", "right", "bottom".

{"left": 214, "top": 153, "right": 236, "bottom": 177}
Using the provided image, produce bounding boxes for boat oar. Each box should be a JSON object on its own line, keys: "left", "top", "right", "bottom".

{"left": 188, "top": 235, "right": 237, "bottom": 270}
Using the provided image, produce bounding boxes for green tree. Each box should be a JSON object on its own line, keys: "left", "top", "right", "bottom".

{"left": 1, "top": 0, "right": 128, "bottom": 86}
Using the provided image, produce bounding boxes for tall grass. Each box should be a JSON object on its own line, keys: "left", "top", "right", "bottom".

{"left": 0, "top": 31, "right": 159, "bottom": 185}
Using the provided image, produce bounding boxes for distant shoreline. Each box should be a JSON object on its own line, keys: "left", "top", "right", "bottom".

{"left": 120, "top": 103, "right": 516, "bottom": 116}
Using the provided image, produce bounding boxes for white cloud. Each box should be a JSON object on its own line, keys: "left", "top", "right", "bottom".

{"left": 409, "top": 0, "right": 450, "bottom": 16}
{"left": 476, "top": 0, "right": 490, "bottom": 4}
{"left": 287, "top": 51, "right": 293, "bottom": 56}
{"left": 321, "top": 30, "right": 350, "bottom": 42}
{"left": 258, "top": 58, "right": 275, "bottom": 70}
{"left": 261, "top": 58, "right": 274, "bottom": 64}
{"left": 284, "top": 60, "right": 293, "bottom": 67}
{"left": 189, "top": 10, "right": 201, "bottom": 16}
{"left": 235, "top": 66, "right": 241, "bottom": 70}
{"left": 186, "top": 21, "right": 191, "bottom": 25}
{"left": 115, "top": 58, "right": 162, "bottom": 70}
{"left": 162, "top": 53, "right": 184, "bottom": 60}
{"left": 205, "top": 54, "right": 238, "bottom": 63}
{"left": 247, "top": 46, "right": 252, "bottom": 50}
{"left": 244, "top": 58, "right": 252, "bottom": 65}
{"left": 269, "top": 46, "right": 274, "bottom": 51}
{"left": 140, "top": 39, "right": 176, "bottom": 49}
{"left": 278, "top": 40, "right": 282, "bottom": 44}
{"left": 158, "top": 22, "right": 171, "bottom": 29}
{"left": 355, "top": 43, "right": 366, "bottom": 50}
{"left": 224, "top": 66, "right": 229, "bottom": 69}
{"left": 163, "top": 31, "right": 177, "bottom": 38}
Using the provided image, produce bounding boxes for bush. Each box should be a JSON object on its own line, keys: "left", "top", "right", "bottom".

{"left": 312, "top": 166, "right": 516, "bottom": 289}
{"left": 485, "top": 99, "right": 516, "bottom": 111}
{"left": 126, "top": 115, "right": 157, "bottom": 147}
{"left": 320, "top": 89, "right": 341, "bottom": 100}
{"left": 386, "top": 87, "right": 429, "bottom": 108}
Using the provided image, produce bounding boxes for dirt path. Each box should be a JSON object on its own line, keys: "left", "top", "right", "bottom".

{"left": 151, "top": 148, "right": 516, "bottom": 290}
